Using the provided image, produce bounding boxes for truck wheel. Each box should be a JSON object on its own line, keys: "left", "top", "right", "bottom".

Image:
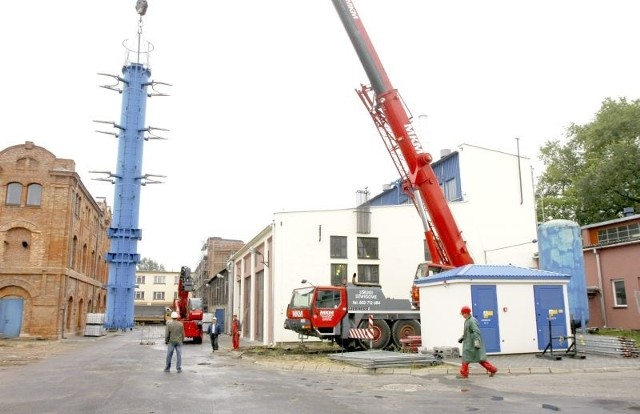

{"left": 392, "top": 320, "right": 421, "bottom": 348}
{"left": 358, "top": 319, "right": 390, "bottom": 350}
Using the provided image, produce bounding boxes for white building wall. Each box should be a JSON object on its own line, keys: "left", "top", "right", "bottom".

{"left": 272, "top": 205, "right": 426, "bottom": 344}
{"left": 454, "top": 144, "right": 538, "bottom": 267}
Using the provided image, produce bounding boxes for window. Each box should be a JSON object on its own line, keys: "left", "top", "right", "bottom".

{"left": 315, "top": 289, "right": 341, "bottom": 308}
{"left": 357, "top": 237, "right": 378, "bottom": 259}
{"left": 330, "top": 236, "right": 347, "bottom": 258}
{"left": 174, "top": 276, "right": 179, "bottom": 285}
{"left": 154, "top": 275, "right": 166, "bottom": 284}
{"left": 153, "top": 292, "right": 165, "bottom": 301}
{"left": 74, "top": 193, "right": 81, "bottom": 217}
{"left": 612, "top": 280, "right": 627, "bottom": 307}
{"left": 135, "top": 291, "right": 144, "bottom": 300}
{"left": 6, "top": 182, "right": 22, "bottom": 205}
{"left": 443, "top": 177, "right": 458, "bottom": 201}
{"left": 331, "top": 264, "right": 348, "bottom": 286}
{"left": 136, "top": 275, "right": 146, "bottom": 285}
{"left": 598, "top": 224, "right": 640, "bottom": 245}
{"left": 26, "top": 183, "right": 42, "bottom": 206}
{"left": 357, "top": 264, "right": 379, "bottom": 284}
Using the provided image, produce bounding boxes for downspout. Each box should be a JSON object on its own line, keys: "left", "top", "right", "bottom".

{"left": 593, "top": 248, "right": 607, "bottom": 327}
{"left": 516, "top": 137, "right": 523, "bottom": 205}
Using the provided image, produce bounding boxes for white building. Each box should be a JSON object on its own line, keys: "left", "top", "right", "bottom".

{"left": 227, "top": 143, "right": 539, "bottom": 346}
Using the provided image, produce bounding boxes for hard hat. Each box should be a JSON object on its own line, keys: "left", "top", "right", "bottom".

{"left": 171, "top": 311, "right": 178, "bottom": 319}
{"left": 460, "top": 306, "right": 472, "bottom": 315}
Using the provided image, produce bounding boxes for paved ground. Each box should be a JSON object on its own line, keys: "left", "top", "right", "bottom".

{"left": 1, "top": 327, "right": 639, "bottom": 414}
{"left": 3, "top": 327, "right": 639, "bottom": 377}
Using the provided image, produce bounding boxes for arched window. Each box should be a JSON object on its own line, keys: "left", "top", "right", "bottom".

{"left": 6, "top": 182, "right": 22, "bottom": 205}
{"left": 26, "top": 183, "right": 42, "bottom": 206}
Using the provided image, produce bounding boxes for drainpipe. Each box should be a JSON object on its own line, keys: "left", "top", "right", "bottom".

{"left": 593, "top": 248, "right": 607, "bottom": 327}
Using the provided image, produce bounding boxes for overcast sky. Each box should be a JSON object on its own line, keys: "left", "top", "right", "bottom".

{"left": 2, "top": 1, "right": 640, "bottom": 271}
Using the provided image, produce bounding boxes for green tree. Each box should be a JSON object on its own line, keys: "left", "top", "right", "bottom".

{"left": 137, "top": 257, "right": 166, "bottom": 271}
{"left": 536, "top": 98, "right": 640, "bottom": 225}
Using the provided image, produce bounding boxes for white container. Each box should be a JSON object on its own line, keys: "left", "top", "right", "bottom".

{"left": 86, "top": 313, "right": 105, "bottom": 325}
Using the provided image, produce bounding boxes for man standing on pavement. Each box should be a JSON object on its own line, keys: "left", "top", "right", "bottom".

{"left": 457, "top": 305, "right": 498, "bottom": 379}
{"left": 165, "top": 311, "right": 184, "bottom": 373}
{"left": 207, "top": 317, "right": 220, "bottom": 353}
{"left": 232, "top": 314, "right": 240, "bottom": 350}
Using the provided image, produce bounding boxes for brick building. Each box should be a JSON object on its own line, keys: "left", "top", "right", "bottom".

{"left": 0, "top": 142, "right": 111, "bottom": 339}
{"left": 195, "top": 237, "right": 245, "bottom": 332}
{"left": 582, "top": 211, "right": 640, "bottom": 330}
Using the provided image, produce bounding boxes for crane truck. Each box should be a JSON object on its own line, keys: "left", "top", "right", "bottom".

{"left": 284, "top": 0, "right": 474, "bottom": 349}
{"left": 174, "top": 266, "right": 204, "bottom": 344}
{"left": 284, "top": 276, "right": 420, "bottom": 350}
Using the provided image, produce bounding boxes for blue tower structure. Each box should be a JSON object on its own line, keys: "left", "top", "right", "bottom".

{"left": 537, "top": 219, "right": 589, "bottom": 331}
{"left": 95, "top": 1, "right": 168, "bottom": 330}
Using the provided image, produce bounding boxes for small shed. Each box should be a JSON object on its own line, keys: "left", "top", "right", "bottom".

{"left": 417, "top": 264, "right": 571, "bottom": 355}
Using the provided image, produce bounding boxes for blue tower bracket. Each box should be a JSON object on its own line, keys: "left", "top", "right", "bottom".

{"left": 104, "top": 62, "right": 152, "bottom": 330}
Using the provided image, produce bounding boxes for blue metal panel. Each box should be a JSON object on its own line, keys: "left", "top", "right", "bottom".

{"left": 215, "top": 308, "right": 225, "bottom": 332}
{"left": 534, "top": 285, "right": 568, "bottom": 350}
{"left": 432, "top": 152, "right": 462, "bottom": 201}
{"left": 537, "top": 219, "right": 589, "bottom": 328}
{"left": 0, "top": 298, "right": 24, "bottom": 338}
{"left": 471, "top": 285, "right": 501, "bottom": 353}
{"left": 104, "top": 62, "right": 151, "bottom": 330}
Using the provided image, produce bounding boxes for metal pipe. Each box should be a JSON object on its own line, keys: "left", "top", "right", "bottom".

{"left": 593, "top": 248, "right": 607, "bottom": 327}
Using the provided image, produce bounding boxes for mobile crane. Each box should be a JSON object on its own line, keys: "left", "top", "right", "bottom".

{"left": 334, "top": 0, "right": 474, "bottom": 308}
{"left": 284, "top": 1, "right": 475, "bottom": 350}
{"left": 173, "top": 266, "right": 204, "bottom": 343}
{"left": 284, "top": 0, "right": 473, "bottom": 349}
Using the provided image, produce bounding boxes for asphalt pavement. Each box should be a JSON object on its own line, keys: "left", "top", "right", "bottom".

{"left": 0, "top": 326, "right": 639, "bottom": 414}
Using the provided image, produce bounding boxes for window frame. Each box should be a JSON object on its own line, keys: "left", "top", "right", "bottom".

{"left": 357, "top": 237, "right": 379, "bottom": 260}
{"left": 330, "top": 263, "right": 348, "bottom": 286}
{"left": 26, "top": 183, "right": 42, "bottom": 206}
{"left": 6, "top": 182, "right": 22, "bottom": 205}
{"left": 330, "top": 236, "right": 348, "bottom": 259}
{"left": 612, "top": 279, "right": 627, "bottom": 307}
{"left": 357, "top": 264, "right": 379, "bottom": 284}
{"left": 153, "top": 291, "right": 165, "bottom": 301}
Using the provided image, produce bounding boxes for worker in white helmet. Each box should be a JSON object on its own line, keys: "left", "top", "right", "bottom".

{"left": 164, "top": 311, "right": 184, "bottom": 373}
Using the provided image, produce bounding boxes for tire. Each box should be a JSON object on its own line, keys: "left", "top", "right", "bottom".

{"left": 358, "top": 319, "right": 391, "bottom": 350}
{"left": 391, "top": 320, "right": 421, "bottom": 348}
{"left": 335, "top": 336, "right": 361, "bottom": 351}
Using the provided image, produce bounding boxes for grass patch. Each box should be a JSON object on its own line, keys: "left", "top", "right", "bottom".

{"left": 590, "top": 328, "right": 640, "bottom": 343}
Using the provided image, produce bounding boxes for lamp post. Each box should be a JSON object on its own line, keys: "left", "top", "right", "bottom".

{"left": 483, "top": 239, "right": 537, "bottom": 264}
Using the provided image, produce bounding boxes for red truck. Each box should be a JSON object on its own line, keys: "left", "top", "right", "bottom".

{"left": 173, "top": 266, "right": 204, "bottom": 343}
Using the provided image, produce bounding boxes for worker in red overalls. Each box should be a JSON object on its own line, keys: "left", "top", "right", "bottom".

{"left": 231, "top": 314, "right": 240, "bottom": 350}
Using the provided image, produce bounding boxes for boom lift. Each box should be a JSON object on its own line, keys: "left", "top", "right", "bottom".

{"left": 333, "top": 0, "right": 474, "bottom": 307}
{"left": 174, "top": 266, "right": 204, "bottom": 343}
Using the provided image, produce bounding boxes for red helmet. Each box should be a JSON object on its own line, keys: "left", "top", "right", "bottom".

{"left": 460, "top": 306, "right": 472, "bottom": 315}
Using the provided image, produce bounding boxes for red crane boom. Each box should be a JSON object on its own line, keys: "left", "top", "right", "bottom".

{"left": 332, "top": 0, "right": 474, "bottom": 305}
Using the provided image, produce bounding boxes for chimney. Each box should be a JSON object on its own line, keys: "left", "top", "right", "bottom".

{"left": 623, "top": 207, "right": 635, "bottom": 217}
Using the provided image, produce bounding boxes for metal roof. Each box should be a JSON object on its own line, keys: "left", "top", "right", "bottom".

{"left": 415, "top": 264, "right": 569, "bottom": 285}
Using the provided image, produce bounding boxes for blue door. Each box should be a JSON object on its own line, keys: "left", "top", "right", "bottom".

{"left": 0, "top": 298, "right": 24, "bottom": 338}
{"left": 215, "top": 308, "right": 225, "bottom": 333}
{"left": 534, "top": 285, "right": 568, "bottom": 350}
{"left": 471, "top": 285, "right": 500, "bottom": 353}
